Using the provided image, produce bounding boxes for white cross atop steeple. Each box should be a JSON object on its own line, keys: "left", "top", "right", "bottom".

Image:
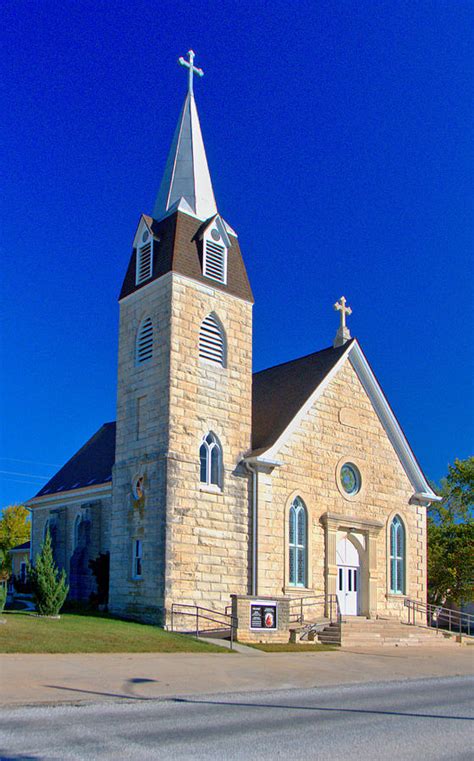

{"left": 178, "top": 50, "right": 204, "bottom": 96}
{"left": 333, "top": 296, "right": 352, "bottom": 347}
{"left": 153, "top": 51, "right": 217, "bottom": 222}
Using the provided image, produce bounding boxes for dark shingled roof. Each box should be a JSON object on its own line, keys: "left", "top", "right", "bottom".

{"left": 251, "top": 341, "right": 353, "bottom": 453}
{"left": 120, "top": 210, "right": 254, "bottom": 303}
{"left": 34, "top": 423, "right": 116, "bottom": 498}
{"left": 10, "top": 541, "right": 30, "bottom": 552}
{"left": 32, "top": 345, "right": 354, "bottom": 500}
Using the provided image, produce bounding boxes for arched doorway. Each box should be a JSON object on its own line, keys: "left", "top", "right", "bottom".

{"left": 336, "top": 537, "right": 360, "bottom": 616}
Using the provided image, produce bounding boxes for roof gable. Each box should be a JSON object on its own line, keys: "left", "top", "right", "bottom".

{"left": 251, "top": 340, "right": 437, "bottom": 499}
{"left": 252, "top": 342, "right": 352, "bottom": 453}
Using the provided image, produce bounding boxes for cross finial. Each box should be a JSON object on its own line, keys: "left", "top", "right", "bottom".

{"left": 178, "top": 50, "right": 204, "bottom": 95}
{"left": 333, "top": 296, "right": 352, "bottom": 347}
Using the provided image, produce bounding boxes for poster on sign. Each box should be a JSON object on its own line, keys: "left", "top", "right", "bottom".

{"left": 249, "top": 602, "right": 277, "bottom": 630}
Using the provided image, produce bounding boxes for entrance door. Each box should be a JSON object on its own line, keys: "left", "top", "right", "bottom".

{"left": 338, "top": 566, "right": 359, "bottom": 615}
{"left": 336, "top": 537, "right": 360, "bottom": 616}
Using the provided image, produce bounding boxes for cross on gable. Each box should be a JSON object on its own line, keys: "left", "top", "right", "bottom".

{"left": 334, "top": 296, "right": 352, "bottom": 329}
{"left": 178, "top": 50, "right": 204, "bottom": 95}
{"left": 333, "top": 296, "right": 353, "bottom": 347}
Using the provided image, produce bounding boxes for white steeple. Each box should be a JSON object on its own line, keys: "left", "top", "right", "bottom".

{"left": 153, "top": 51, "right": 218, "bottom": 222}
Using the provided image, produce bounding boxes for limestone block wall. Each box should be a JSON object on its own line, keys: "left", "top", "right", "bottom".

{"left": 109, "top": 274, "right": 172, "bottom": 623}
{"left": 29, "top": 494, "right": 111, "bottom": 583}
{"left": 256, "top": 359, "right": 426, "bottom": 618}
{"left": 164, "top": 274, "right": 253, "bottom": 617}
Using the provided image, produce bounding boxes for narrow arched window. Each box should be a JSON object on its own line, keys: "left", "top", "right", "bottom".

{"left": 199, "top": 432, "right": 222, "bottom": 487}
{"left": 136, "top": 317, "right": 153, "bottom": 364}
{"left": 390, "top": 515, "right": 406, "bottom": 594}
{"left": 199, "top": 314, "right": 226, "bottom": 366}
{"left": 289, "top": 497, "right": 307, "bottom": 587}
{"left": 74, "top": 515, "right": 81, "bottom": 549}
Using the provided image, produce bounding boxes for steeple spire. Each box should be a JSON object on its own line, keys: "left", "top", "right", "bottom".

{"left": 153, "top": 51, "right": 218, "bottom": 223}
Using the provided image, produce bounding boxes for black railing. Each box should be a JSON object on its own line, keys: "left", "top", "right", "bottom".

{"left": 170, "top": 603, "right": 238, "bottom": 650}
{"left": 288, "top": 593, "right": 340, "bottom": 625}
{"left": 404, "top": 598, "right": 473, "bottom": 638}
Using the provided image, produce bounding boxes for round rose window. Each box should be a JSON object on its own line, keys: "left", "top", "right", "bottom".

{"left": 340, "top": 463, "right": 361, "bottom": 496}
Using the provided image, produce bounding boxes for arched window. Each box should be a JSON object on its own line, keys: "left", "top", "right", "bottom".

{"left": 289, "top": 497, "right": 307, "bottom": 587}
{"left": 199, "top": 314, "right": 226, "bottom": 366}
{"left": 390, "top": 515, "right": 406, "bottom": 594}
{"left": 74, "top": 515, "right": 82, "bottom": 549}
{"left": 199, "top": 432, "right": 222, "bottom": 487}
{"left": 136, "top": 317, "right": 153, "bottom": 364}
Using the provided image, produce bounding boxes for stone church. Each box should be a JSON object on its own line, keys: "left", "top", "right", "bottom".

{"left": 27, "top": 52, "right": 438, "bottom": 627}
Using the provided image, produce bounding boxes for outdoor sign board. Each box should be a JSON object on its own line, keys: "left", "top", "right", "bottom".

{"left": 249, "top": 601, "right": 277, "bottom": 630}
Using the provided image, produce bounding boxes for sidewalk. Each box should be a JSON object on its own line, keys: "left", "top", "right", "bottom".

{"left": 1, "top": 645, "right": 472, "bottom": 707}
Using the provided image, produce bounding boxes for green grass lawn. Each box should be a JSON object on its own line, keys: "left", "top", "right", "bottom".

{"left": 244, "top": 642, "right": 338, "bottom": 653}
{"left": 0, "top": 611, "right": 229, "bottom": 654}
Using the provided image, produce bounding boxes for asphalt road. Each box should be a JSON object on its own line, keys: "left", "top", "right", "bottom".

{"left": 1, "top": 676, "right": 472, "bottom": 760}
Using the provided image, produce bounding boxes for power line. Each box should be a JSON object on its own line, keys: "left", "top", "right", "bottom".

{"left": 0, "top": 457, "right": 60, "bottom": 467}
{"left": 0, "top": 470, "right": 50, "bottom": 480}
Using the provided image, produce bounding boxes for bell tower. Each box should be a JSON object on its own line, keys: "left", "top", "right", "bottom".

{"left": 109, "top": 52, "right": 254, "bottom": 623}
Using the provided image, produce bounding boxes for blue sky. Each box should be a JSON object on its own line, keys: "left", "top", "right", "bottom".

{"left": 1, "top": 0, "right": 472, "bottom": 506}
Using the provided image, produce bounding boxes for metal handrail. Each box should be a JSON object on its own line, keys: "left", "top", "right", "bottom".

{"left": 288, "top": 593, "right": 340, "bottom": 625}
{"left": 170, "top": 603, "right": 238, "bottom": 650}
{"left": 404, "top": 598, "right": 473, "bottom": 638}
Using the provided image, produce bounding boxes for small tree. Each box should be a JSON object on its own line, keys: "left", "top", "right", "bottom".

{"left": 0, "top": 504, "right": 30, "bottom": 552}
{"left": 428, "top": 456, "right": 474, "bottom": 606}
{"left": 28, "top": 530, "right": 69, "bottom": 616}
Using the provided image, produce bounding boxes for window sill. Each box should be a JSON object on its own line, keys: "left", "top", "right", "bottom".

{"left": 386, "top": 592, "right": 406, "bottom": 599}
{"left": 199, "top": 484, "right": 222, "bottom": 495}
{"left": 283, "top": 587, "right": 315, "bottom": 595}
{"left": 131, "top": 577, "right": 144, "bottom": 582}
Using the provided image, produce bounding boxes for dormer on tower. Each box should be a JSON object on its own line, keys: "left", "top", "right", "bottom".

{"left": 200, "top": 215, "right": 230, "bottom": 285}
{"left": 133, "top": 216, "right": 160, "bottom": 286}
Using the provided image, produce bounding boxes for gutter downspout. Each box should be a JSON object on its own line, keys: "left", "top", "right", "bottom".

{"left": 245, "top": 462, "right": 258, "bottom": 596}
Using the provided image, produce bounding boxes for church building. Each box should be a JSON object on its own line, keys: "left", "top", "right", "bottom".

{"left": 27, "top": 52, "right": 439, "bottom": 627}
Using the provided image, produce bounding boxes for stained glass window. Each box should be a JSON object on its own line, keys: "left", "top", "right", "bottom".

{"left": 390, "top": 515, "right": 405, "bottom": 594}
{"left": 289, "top": 497, "right": 307, "bottom": 587}
{"left": 199, "top": 432, "right": 222, "bottom": 488}
{"left": 340, "top": 463, "right": 361, "bottom": 495}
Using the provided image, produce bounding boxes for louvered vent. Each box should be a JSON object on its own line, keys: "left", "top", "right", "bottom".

{"left": 136, "top": 241, "right": 153, "bottom": 284}
{"left": 204, "top": 240, "right": 226, "bottom": 283}
{"left": 136, "top": 318, "right": 153, "bottom": 364}
{"left": 199, "top": 314, "right": 225, "bottom": 365}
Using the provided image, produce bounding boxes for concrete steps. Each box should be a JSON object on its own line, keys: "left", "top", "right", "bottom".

{"left": 317, "top": 616, "right": 458, "bottom": 647}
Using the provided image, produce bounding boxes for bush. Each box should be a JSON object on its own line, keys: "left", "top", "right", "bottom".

{"left": 89, "top": 551, "right": 110, "bottom": 607}
{"left": 28, "top": 530, "right": 69, "bottom": 616}
{"left": 0, "top": 584, "right": 6, "bottom": 614}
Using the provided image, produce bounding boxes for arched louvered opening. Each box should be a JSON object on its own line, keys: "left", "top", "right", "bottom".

{"left": 136, "top": 235, "right": 153, "bottom": 284}
{"left": 289, "top": 497, "right": 307, "bottom": 587}
{"left": 390, "top": 515, "right": 406, "bottom": 594}
{"left": 199, "top": 313, "right": 226, "bottom": 366}
{"left": 136, "top": 317, "right": 153, "bottom": 364}
{"left": 203, "top": 238, "right": 227, "bottom": 283}
{"left": 199, "top": 432, "right": 222, "bottom": 487}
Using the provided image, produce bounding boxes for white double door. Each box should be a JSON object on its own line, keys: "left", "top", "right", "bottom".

{"left": 337, "top": 537, "right": 360, "bottom": 616}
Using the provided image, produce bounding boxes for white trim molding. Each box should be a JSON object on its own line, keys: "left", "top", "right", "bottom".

{"left": 254, "top": 339, "right": 439, "bottom": 503}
